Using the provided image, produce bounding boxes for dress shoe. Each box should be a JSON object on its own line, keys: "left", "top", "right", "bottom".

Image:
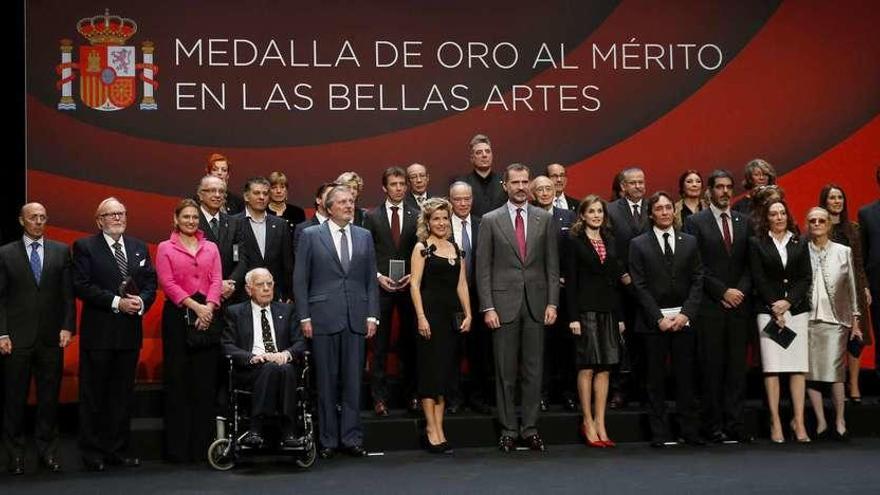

{"left": 498, "top": 435, "right": 516, "bottom": 453}
{"left": 441, "top": 442, "right": 454, "bottom": 455}
{"left": 82, "top": 457, "right": 105, "bottom": 472}
{"left": 789, "top": 421, "right": 811, "bottom": 443}
{"left": 727, "top": 430, "right": 754, "bottom": 444}
{"left": 240, "top": 430, "right": 265, "bottom": 448}
{"left": 539, "top": 399, "right": 549, "bottom": 412}
{"left": 40, "top": 456, "right": 62, "bottom": 473}
{"left": 525, "top": 433, "right": 546, "bottom": 452}
{"left": 579, "top": 423, "right": 605, "bottom": 448}
{"left": 373, "top": 400, "right": 389, "bottom": 417}
{"left": 318, "top": 447, "right": 335, "bottom": 459}
{"left": 8, "top": 457, "right": 24, "bottom": 475}
{"left": 708, "top": 431, "right": 729, "bottom": 444}
{"left": 681, "top": 436, "right": 707, "bottom": 447}
{"left": 343, "top": 445, "right": 368, "bottom": 457}
{"left": 650, "top": 440, "right": 678, "bottom": 448}
{"left": 425, "top": 440, "right": 446, "bottom": 454}
{"left": 831, "top": 429, "right": 850, "bottom": 442}
{"left": 106, "top": 454, "right": 140, "bottom": 467}
{"left": 814, "top": 428, "right": 830, "bottom": 442}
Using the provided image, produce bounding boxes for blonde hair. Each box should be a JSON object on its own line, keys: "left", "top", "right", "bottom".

{"left": 416, "top": 197, "right": 451, "bottom": 243}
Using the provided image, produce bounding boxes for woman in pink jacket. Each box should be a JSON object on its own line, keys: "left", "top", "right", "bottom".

{"left": 156, "top": 198, "right": 223, "bottom": 463}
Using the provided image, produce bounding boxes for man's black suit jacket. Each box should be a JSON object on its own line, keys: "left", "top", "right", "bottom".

{"left": 607, "top": 197, "right": 650, "bottom": 270}
{"left": 629, "top": 229, "right": 703, "bottom": 333}
{"left": 222, "top": 300, "right": 306, "bottom": 368}
{"left": 364, "top": 203, "right": 419, "bottom": 277}
{"left": 234, "top": 212, "right": 294, "bottom": 301}
{"left": 198, "top": 209, "right": 247, "bottom": 284}
{"left": 683, "top": 209, "right": 752, "bottom": 317}
{"left": 0, "top": 239, "right": 76, "bottom": 347}
{"left": 72, "top": 233, "right": 157, "bottom": 350}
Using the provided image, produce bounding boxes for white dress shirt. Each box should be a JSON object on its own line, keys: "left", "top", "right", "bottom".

{"left": 770, "top": 231, "right": 793, "bottom": 267}
{"left": 200, "top": 205, "right": 220, "bottom": 226}
{"left": 653, "top": 226, "right": 676, "bottom": 254}
{"left": 452, "top": 214, "right": 472, "bottom": 249}
{"left": 23, "top": 235, "right": 44, "bottom": 272}
{"left": 329, "top": 221, "right": 353, "bottom": 263}
{"left": 554, "top": 194, "right": 569, "bottom": 210}
{"left": 627, "top": 198, "right": 644, "bottom": 218}
{"left": 384, "top": 200, "right": 405, "bottom": 236}
{"left": 250, "top": 301, "right": 279, "bottom": 356}
{"left": 102, "top": 233, "right": 144, "bottom": 315}
{"left": 245, "top": 207, "right": 267, "bottom": 257}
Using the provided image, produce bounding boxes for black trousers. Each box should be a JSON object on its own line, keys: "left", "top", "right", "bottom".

{"left": 644, "top": 331, "right": 699, "bottom": 441}
{"left": 371, "top": 290, "right": 415, "bottom": 404}
{"left": 235, "top": 362, "right": 301, "bottom": 429}
{"left": 696, "top": 310, "right": 749, "bottom": 436}
{"left": 3, "top": 343, "right": 63, "bottom": 459}
{"left": 162, "top": 302, "right": 220, "bottom": 463}
{"left": 449, "top": 294, "right": 493, "bottom": 407}
{"left": 79, "top": 348, "right": 139, "bottom": 461}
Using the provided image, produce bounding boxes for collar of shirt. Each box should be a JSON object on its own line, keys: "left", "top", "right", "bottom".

{"left": 709, "top": 203, "right": 733, "bottom": 239}
{"left": 200, "top": 205, "right": 220, "bottom": 223}
{"left": 653, "top": 226, "right": 676, "bottom": 252}
{"left": 245, "top": 207, "right": 266, "bottom": 223}
{"left": 555, "top": 194, "right": 568, "bottom": 209}
{"left": 472, "top": 170, "right": 496, "bottom": 185}
{"left": 627, "top": 198, "right": 643, "bottom": 210}
{"left": 315, "top": 212, "right": 328, "bottom": 224}
{"left": 384, "top": 200, "right": 404, "bottom": 230}
{"left": 769, "top": 230, "right": 793, "bottom": 248}
{"left": 103, "top": 232, "right": 125, "bottom": 250}
{"left": 452, "top": 214, "right": 472, "bottom": 239}
{"left": 251, "top": 300, "right": 271, "bottom": 313}
{"left": 23, "top": 235, "right": 43, "bottom": 250}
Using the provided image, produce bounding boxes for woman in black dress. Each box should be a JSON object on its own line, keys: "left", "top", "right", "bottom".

{"left": 565, "top": 195, "right": 631, "bottom": 448}
{"left": 409, "top": 198, "right": 472, "bottom": 454}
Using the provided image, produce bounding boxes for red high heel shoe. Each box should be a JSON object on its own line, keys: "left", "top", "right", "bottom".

{"left": 599, "top": 438, "right": 616, "bottom": 448}
{"left": 579, "top": 423, "right": 606, "bottom": 448}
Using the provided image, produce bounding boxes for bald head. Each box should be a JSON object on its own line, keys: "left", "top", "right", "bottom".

{"left": 530, "top": 175, "right": 555, "bottom": 210}
{"left": 406, "top": 163, "right": 429, "bottom": 195}
{"left": 19, "top": 202, "right": 47, "bottom": 240}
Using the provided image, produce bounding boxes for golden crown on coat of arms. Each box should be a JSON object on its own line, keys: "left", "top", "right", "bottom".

{"left": 76, "top": 9, "right": 138, "bottom": 46}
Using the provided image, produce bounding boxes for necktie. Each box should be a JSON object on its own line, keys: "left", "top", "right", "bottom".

{"left": 260, "top": 308, "right": 277, "bottom": 353}
{"left": 30, "top": 242, "right": 42, "bottom": 284}
{"left": 663, "top": 232, "right": 674, "bottom": 263}
{"left": 390, "top": 206, "right": 401, "bottom": 248}
{"left": 461, "top": 220, "right": 472, "bottom": 275}
{"left": 721, "top": 212, "right": 733, "bottom": 254}
{"left": 416, "top": 195, "right": 425, "bottom": 206}
{"left": 113, "top": 241, "right": 129, "bottom": 278}
{"left": 209, "top": 217, "right": 219, "bottom": 237}
{"left": 515, "top": 208, "right": 527, "bottom": 261}
{"left": 339, "top": 228, "right": 350, "bottom": 272}
{"left": 632, "top": 203, "right": 641, "bottom": 225}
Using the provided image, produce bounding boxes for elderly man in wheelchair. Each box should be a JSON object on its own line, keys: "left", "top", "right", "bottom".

{"left": 210, "top": 268, "right": 314, "bottom": 469}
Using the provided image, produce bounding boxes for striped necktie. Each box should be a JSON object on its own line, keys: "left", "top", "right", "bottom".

{"left": 113, "top": 242, "right": 129, "bottom": 278}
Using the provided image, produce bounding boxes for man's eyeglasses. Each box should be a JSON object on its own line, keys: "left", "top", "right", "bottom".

{"left": 99, "top": 211, "right": 127, "bottom": 219}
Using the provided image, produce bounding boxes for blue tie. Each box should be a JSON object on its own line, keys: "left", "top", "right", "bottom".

{"left": 30, "top": 242, "right": 42, "bottom": 284}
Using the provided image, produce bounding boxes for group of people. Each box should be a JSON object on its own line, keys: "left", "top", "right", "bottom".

{"left": 1, "top": 134, "right": 878, "bottom": 474}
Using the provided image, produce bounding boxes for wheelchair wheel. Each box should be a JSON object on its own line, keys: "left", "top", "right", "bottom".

{"left": 294, "top": 442, "right": 317, "bottom": 469}
{"left": 208, "top": 438, "right": 235, "bottom": 471}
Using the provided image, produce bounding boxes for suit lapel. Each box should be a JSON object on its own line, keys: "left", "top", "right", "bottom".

{"left": 525, "top": 206, "right": 543, "bottom": 265}
{"left": 318, "top": 222, "right": 344, "bottom": 272}
{"left": 242, "top": 303, "right": 255, "bottom": 351}
{"left": 15, "top": 240, "right": 40, "bottom": 289}
{"left": 271, "top": 301, "right": 287, "bottom": 349}
{"left": 241, "top": 219, "right": 265, "bottom": 263}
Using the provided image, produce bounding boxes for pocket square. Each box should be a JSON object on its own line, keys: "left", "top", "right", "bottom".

{"left": 139, "top": 259, "right": 146, "bottom": 267}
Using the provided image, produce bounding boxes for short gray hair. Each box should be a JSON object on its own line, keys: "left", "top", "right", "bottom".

{"left": 324, "top": 185, "right": 353, "bottom": 210}
{"left": 245, "top": 267, "right": 273, "bottom": 286}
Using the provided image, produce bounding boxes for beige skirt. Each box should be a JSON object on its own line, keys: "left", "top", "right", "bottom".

{"left": 807, "top": 321, "right": 848, "bottom": 383}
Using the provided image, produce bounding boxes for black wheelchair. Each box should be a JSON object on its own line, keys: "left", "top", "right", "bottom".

{"left": 207, "top": 352, "right": 316, "bottom": 470}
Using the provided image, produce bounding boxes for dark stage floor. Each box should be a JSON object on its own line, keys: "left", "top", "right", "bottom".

{"left": 5, "top": 439, "right": 880, "bottom": 494}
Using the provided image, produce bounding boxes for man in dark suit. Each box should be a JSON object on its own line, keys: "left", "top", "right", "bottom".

{"left": 72, "top": 197, "right": 157, "bottom": 471}
{"left": 197, "top": 175, "right": 248, "bottom": 303}
{"left": 476, "top": 164, "right": 559, "bottom": 452}
{"left": 457, "top": 134, "right": 507, "bottom": 218}
{"left": 447, "top": 181, "right": 488, "bottom": 414}
{"left": 605, "top": 167, "right": 650, "bottom": 408}
{"left": 531, "top": 176, "right": 577, "bottom": 411}
{"left": 222, "top": 268, "right": 307, "bottom": 448}
{"left": 683, "top": 170, "right": 753, "bottom": 443}
{"left": 857, "top": 166, "right": 880, "bottom": 367}
{"left": 363, "top": 167, "right": 419, "bottom": 416}
{"left": 629, "top": 191, "right": 703, "bottom": 447}
{"left": 293, "top": 182, "right": 336, "bottom": 255}
{"left": 294, "top": 185, "right": 379, "bottom": 459}
{"left": 546, "top": 163, "right": 580, "bottom": 212}
{"left": 234, "top": 177, "right": 294, "bottom": 302}
{"left": 405, "top": 163, "right": 432, "bottom": 211}
{"left": 0, "top": 203, "right": 75, "bottom": 474}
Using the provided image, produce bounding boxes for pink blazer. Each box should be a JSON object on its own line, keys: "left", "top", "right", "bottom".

{"left": 156, "top": 230, "right": 223, "bottom": 306}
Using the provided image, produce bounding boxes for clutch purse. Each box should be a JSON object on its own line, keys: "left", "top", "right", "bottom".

{"left": 184, "top": 293, "right": 222, "bottom": 348}
{"left": 762, "top": 319, "right": 796, "bottom": 349}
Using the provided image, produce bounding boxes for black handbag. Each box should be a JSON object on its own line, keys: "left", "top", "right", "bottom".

{"left": 184, "top": 293, "right": 222, "bottom": 348}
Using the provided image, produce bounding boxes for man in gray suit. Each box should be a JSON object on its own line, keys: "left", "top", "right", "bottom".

{"left": 294, "top": 185, "right": 379, "bottom": 459}
{"left": 476, "top": 164, "right": 559, "bottom": 452}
